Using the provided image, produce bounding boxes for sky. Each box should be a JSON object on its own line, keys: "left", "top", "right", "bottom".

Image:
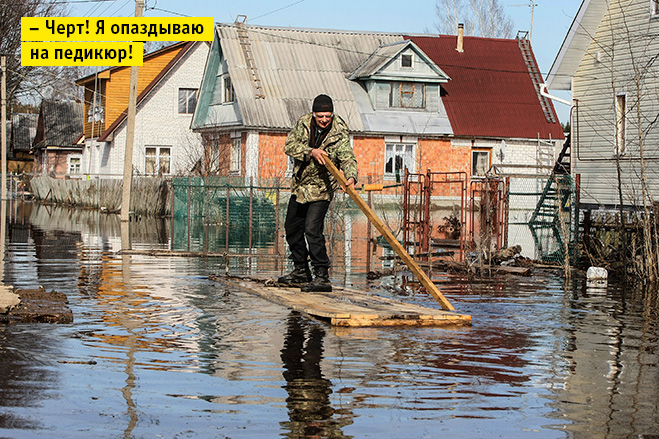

{"left": 68, "top": 0, "right": 581, "bottom": 123}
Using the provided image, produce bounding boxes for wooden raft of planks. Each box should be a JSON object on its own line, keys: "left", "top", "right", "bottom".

{"left": 225, "top": 277, "right": 472, "bottom": 327}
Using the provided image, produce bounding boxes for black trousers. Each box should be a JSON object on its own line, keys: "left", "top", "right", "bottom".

{"left": 284, "top": 195, "right": 331, "bottom": 269}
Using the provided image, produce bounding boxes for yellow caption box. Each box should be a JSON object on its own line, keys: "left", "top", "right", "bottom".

{"left": 22, "top": 42, "right": 143, "bottom": 66}
{"left": 22, "top": 17, "right": 214, "bottom": 42}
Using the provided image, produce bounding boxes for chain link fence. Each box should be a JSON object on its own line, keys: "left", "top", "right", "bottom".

{"left": 506, "top": 174, "right": 578, "bottom": 264}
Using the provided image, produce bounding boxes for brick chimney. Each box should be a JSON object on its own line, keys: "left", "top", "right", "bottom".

{"left": 456, "top": 23, "right": 464, "bottom": 53}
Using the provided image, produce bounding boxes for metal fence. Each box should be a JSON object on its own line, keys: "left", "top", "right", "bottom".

{"left": 507, "top": 174, "right": 578, "bottom": 264}
{"left": 25, "top": 171, "right": 579, "bottom": 269}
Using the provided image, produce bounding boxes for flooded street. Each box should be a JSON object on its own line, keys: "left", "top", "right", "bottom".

{"left": 1, "top": 202, "right": 658, "bottom": 439}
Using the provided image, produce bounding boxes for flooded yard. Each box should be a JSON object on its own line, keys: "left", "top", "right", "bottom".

{"left": 1, "top": 201, "right": 658, "bottom": 438}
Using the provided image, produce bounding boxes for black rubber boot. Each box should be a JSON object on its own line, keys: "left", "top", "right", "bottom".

{"left": 301, "top": 266, "right": 332, "bottom": 292}
{"left": 277, "top": 262, "right": 312, "bottom": 286}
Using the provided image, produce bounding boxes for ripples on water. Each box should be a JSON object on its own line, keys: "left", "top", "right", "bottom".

{"left": 0, "top": 203, "right": 658, "bottom": 438}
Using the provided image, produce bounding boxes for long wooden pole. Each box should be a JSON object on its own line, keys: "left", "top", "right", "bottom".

{"left": 323, "top": 159, "right": 455, "bottom": 311}
{"left": 1, "top": 56, "right": 7, "bottom": 202}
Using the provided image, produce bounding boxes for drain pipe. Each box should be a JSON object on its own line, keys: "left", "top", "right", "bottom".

{"left": 540, "top": 83, "right": 572, "bottom": 106}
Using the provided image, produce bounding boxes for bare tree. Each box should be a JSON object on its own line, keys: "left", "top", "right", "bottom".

{"left": 434, "top": 0, "right": 514, "bottom": 38}
{"left": 0, "top": 0, "right": 71, "bottom": 107}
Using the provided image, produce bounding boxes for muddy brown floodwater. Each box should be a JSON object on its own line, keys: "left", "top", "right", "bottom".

{"left": 0, "top": 201, "right": 658, "bottom": 439}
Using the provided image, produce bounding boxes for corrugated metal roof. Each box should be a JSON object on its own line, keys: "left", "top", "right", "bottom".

{"left": 11, "top": 114, "right": 38, "bottom": 151}
{"left": 351, "top": 41, "right": 407, "bottom": 79}
{"left": 217, "top": 23, "right": 402, "bottom": 130}
{"left": 351, "top": 40, "right": 450, "bottom": 83}
{"left": 207, "top": 23, "right": 562, "bottom": 140}
{"left": 36, "top": 100, "right": 84, "bottom": 148}
{"left": 409, "top": 35, "right": 565, "bottom": 140}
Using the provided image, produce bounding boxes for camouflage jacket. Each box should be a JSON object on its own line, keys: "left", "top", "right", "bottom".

{"left": 285, "top": 113, "right": 358, "bottom": 203}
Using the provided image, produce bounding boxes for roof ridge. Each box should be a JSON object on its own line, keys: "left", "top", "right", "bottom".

{"left": 217, "top": 21, "right": 403, "bottom": 36}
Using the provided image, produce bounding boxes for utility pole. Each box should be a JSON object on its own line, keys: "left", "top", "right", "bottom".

{"left": 510, "top": 1, "right": 537, "bottom": 41}
{"left": 120, "top": 0, "right": 143, "bottom": 226}
{"left": 1, "top": 56, "right": 7, "bottom": 201}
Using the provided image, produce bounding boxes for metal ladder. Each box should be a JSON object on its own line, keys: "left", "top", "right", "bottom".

{"left": 235, "top": 16, "right": 265, "bottom": 99}
{"left": 530, "top": 135, "right": 572, "bottom": 226}
{"left": 518, "top": 36, "right": 556, "bottom": 124}
{"left": 528, "top": 135, "right": 575, "bottom": 263}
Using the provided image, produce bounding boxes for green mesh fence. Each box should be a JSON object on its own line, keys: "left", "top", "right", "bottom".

{"left": 506, "top": 174, "right": 579, "bottom": 265}
{"left": 172, "top": 177, "right": 279, "bottom": 253}
{"left": 170, "top": 174, "right": 579, "bottom": 267}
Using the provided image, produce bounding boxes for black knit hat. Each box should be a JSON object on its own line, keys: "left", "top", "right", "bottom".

{"left": 312, "top": 94, "right": 333, "bottom": 113}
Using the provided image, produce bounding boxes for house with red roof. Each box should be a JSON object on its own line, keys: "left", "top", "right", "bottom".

{"left": 75, "top": 41, "right": 209, "bottom": 178}
{"left": 192, "top": 22, "right": 564, "bottom": 189}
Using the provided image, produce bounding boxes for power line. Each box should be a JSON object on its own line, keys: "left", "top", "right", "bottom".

{"left": 50, "top": 0, "right": 116, "bottom": 3}
{"left": 251, "top": 0, "right": 306, "bottom": 21}
{"left": 146, "top": 6, "right": 190, "bottom": 17}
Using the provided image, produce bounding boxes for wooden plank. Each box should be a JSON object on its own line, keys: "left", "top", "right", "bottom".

{"left": 226, "top": 277, "right": 471, "bottom": 328}
{"left": 322, "top": 159, "right": 456, "bottom": 311}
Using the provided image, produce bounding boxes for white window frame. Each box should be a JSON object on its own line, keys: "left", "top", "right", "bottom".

{"left": 389, "top": 82, "right": 426, "bottom": 109}
{"left": 615, "top": 93, "right": 627, "bottom": 156}
{"left": 68, "top": 154, "right": 82, "bottom": 175}
{"left": 652, "top": 0, "right": 659, "bottom": 17}
{"left": 401, "top": 53, "right": 413, "bottom": 69}
{"left": 229, "top": 134, "right": 241, "bottom": 175}
{"left": 145, "top": 146, "right": 172, "bottom": 176}
{"left": 223, "top": 74, "right": 236, "bottom": 103}
{"left": 384, "top": 142, "right": 416, "bottom": 180}
{"left": 178, "top": 88, "right": 197, "bottom": 114}
{"left": 471, "top": 149, "right": 491, "bottom": 177}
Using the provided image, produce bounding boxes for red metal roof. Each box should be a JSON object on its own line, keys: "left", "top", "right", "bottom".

{"left": 407, "top": 35, "right": 565, "bottom": 140}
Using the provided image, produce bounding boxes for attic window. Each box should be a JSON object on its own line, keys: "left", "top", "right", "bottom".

{"left": 223, "top": 74, "right": 236, "bottom": 103}
{"left": 401, "top": 54, "right": 413, "bottom": 68}
{"left": 178, "top": 88, "right": 197, "bottom": 114}
{"left": 390, "top": 82, "right": 425, "bottom": 108}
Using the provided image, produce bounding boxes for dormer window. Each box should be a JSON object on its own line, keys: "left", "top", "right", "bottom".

{"left": 390, "top": 82, "right": 425, "bottom": 108}
{"left": 401, "top": 54, "right": 413, "bottom": 68}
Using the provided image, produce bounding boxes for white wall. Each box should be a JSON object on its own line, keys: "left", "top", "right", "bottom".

{"left": 84, "top": 42, "right": 209, "bottom": 178}
{"left": 573, "top": 0, "right": 659, "bottom": 207}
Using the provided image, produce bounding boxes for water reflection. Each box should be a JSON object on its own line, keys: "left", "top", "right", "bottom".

{"left": 0, "top": 201, "right": 658, "bottom": 438}
{"left": 0, "top": 327, "right": 58, "bottom": 431}
{"left": 281, "top": 312, "right": 353, "bottom": 438}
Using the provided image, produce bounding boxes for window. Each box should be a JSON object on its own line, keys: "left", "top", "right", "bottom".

{"left": 384, "top": 143, "right": 415, "bottom": 179}
{"left": 230, "top": 136, "right": 241, "bottom": 174}
{"left": 615, "top": 94, "right": 626, "bottom": 155}
{"left": 652, "top": 0, "right": 659, "bottom": 16}
{"left": 223, "top": 74, "right": 236, "bottom": 103}
{"left": 68, "top": 155, "right": 81, "bottom": 174}
{"left": 88, "top": 91, "right": 103, "bottom": 122}
{"left": 178, "top": 88, "right": 197, "bottom": 114}
{"left": 472, "top": 150, "right": 491, "bottom": 177}
{"left": 390, "top": 82, "right": 425, "bottom": 108}
{"left": 145, "top": 146, "right": 171, "bottom": 175}
{"left": 401, "top": 53, "right": 413, "bottom": 68}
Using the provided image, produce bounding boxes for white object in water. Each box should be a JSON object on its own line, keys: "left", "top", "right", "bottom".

{"left": 586, "top": 266, "right": 608, "bottom": 287}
